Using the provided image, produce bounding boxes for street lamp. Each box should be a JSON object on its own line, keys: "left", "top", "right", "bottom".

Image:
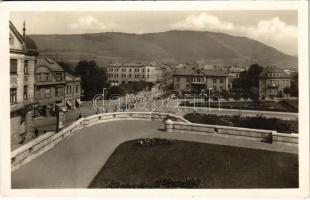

{"left": 208, "top": 88, "right": 213, "bottom": 111}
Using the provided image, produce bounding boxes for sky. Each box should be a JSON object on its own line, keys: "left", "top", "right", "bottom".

{"left": 10, "top": 11, "right": 298, "bottom": 56}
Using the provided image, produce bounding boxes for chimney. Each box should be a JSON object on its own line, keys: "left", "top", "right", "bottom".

{"left": 22, "top": 20, "right": 26, "bottom": 37}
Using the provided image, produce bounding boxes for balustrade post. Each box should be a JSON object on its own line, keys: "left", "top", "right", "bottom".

{"left": 165, "top": 119, "right": 173, "bottom": 133}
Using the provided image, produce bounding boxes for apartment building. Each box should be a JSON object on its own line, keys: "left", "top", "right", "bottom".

{"left": 10, "top": 21, "right": 38, "bottom": 142}
{"left": 34, "top": 58, "right": 82, "bottom": 116}
{"left": 259, "top": 66, "right": 291, "bottom": 98}
{"left": 173, "top": 67, "right": 229, "bottom": 94}
{"left": 34, "top": 58, "right": 66, "bottom": 117}
{"left": 107, "top": 63, "right": 158, "bottom": 86}
{"left": 65, "top": 72, "right": 82, "bottom": 110}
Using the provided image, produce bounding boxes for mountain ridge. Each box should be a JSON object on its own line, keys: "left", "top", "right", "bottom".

{"left": 29, "top": 30, "right": 297, "bottom": 68}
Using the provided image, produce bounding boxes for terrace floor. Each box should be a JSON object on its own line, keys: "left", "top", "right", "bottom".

{"left": 12, "top": 120, "right": 298, "bottom": 189}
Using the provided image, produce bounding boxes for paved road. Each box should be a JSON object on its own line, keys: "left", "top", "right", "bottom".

{"left": 12, "top": 120, "right": 297, "bottom": 189}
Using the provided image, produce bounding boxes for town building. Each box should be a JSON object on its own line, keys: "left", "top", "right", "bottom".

{"left": 34, "top": 58, "right": 82, "bottom": 117}
{"left": 64, "top": 72, "right": 82, "bottom": 110}
{"left": 10, "top": 21, "right": 38, "bottom": 142}
{"left": 173, "top": 67, "right": 229, "bottom": 94}
{"left": 259, "top": 66, "right": 291, "bottom": 99}
{"left": 34, "top": 58, "right": 66, "bottom": 117}
{"left": 107, "top": 63, "right": 158, "bottom": 86}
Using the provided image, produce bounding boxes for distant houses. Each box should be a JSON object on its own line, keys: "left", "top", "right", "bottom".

{"left": 172, "top": 67, "right": 229, "bottom": 94}
{"left": 106, "top": 62, "right": 162, "bottom": 86}
{"left": 259, "top": 66, "right": 291, "bottom": 99}
{"left": 10, "top": 21, "right": 82, "bottom": 143}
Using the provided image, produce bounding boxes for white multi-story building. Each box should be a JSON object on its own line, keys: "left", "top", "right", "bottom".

{"left": 107, "top": 63, "right": 158, "bottom": 86}
{"left": 10, "top": 21, "right": 38, "bottom": 143}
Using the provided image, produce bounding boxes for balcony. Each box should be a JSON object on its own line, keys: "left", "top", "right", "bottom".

{"left": 36, "top": 81, "right": 66, "bottom": 86}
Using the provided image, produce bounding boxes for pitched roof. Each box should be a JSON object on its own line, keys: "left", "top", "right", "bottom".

{"left": 37, "top": 58, "right": 64, "bottom": 72}
{"left": 108, "top": 62, "right": 146, "bottom": 67}
{"left": 173, "top": 67, "right": 227, "bottom": 77}
{"left": 9, "top": 21, "right": 38, "bottom": 55}
{"left": 259, "top": 66, "right": 290, "bottom": 78}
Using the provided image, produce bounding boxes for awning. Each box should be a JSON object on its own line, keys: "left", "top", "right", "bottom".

{"left": 76, "top": 99, "right": 82, "bottom": 105}
{"left": 66, "top": 100, "right": 72, "bottom": 107}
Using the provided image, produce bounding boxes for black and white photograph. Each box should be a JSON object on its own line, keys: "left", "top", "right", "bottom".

{"left": 0, "top": 1, "right": 309, "bottom": 198}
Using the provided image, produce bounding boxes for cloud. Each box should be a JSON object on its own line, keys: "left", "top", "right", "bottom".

{"left": 171, "top": 12, "right": 298, "bottom": 55}
{"left": 172, "top": 12, "right": 235, "bottom": 32}
{"left": 69, "top": 16, "right": 112, "bottom": 32}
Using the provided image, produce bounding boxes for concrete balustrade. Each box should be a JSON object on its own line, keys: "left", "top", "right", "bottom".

{"left": 11, "top": 112, "right": 189, "bottom": 171}
{"left": 11, "top": 111, "right": 298, "bottom": 172}
{"left": 164, "top": 120, "right": 298, "bottom": 145}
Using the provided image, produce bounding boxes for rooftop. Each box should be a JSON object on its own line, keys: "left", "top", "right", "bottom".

{"left": 173, "top": 67, "right": 227, "bottom": 77}
{"left": 259, "top": 66, "right": 290, "bottom": 78}
{"left": 37, "top": 58, "right": 64, "bottom": 72}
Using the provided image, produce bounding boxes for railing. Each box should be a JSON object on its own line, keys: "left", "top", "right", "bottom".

{"left": 164, "top": 120, "right": 298, "bottom": 145}
{"left": 11, "top": 112, "right": 189, "bottom": 171}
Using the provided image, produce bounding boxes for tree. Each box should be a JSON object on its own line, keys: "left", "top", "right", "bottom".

{"left": 290, "top": 72, "right": 298, "bottom": 97}
{"left": 58, "top": 61, "right": 76, "bottom": 75}
{"left": 106, "top": 86, "right": 126, "bottom": 99}
{"left": 75, "top": 61, "right": 109, "bottom": 100}
{"left": 231, "top": 64, "right": 263, "bottom": 100}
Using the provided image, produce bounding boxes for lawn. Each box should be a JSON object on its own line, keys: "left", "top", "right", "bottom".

{"left": 89, "top": 139, "right": 298, "bottom": 188}
{"left": 180, "top": 100, "right": 298, "bottom": 113}
{"left": 184, "top": 113, "right": 298, "bottom": 133}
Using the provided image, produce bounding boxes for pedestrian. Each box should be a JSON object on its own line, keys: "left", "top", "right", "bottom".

{"left": 34, "top": 128, "right": 39, "bottom": 138}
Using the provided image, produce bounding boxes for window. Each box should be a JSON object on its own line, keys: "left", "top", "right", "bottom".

{"left": 129, "top": 68, "right": 132, "bottom": 72}
{"left": 76, "top": 85, "right": 79, "bottom": 93}
{"left": 213, "top": 78, "right": 217, "bottom": 84}
{"left": 10, "top": 88, "right": 17, "bottom": 104}
{"left": 23, "top": 86, "right": 28, "bottom": 100}
{"left": 122, "top": 74, "right": 126, "bottom": 78}
{"left": 44, "top": 73, "right": 49, "bottom": 81}
{"left": 220, "top": 78, "right": 224, "bottom": 84}
{"left": 129, "top": 74, "right": 131, "bottom": 78}
{"left": 36, "top": 74, "right": 41, "bottom": 81}
{"left": 45, "top": 88, "right": 51, "bottom": 97}
{"left": 176, "top": 77, "right": 180, "bottom": 82}
{"left": 24, "top": 60, "right": 28, "bottom": 74}
{"left": 147, "top": 69, "right": 150, "bottom": 72}
{"left": 56, "top": 73, "right": 62, "bottom": 81}
{"left": 142, "top": 69, "right": 145, "bottom": 72}
{"left": 10, "top": 59, "right": 17, "bottom": 74}
{"left": 55, "top": 87, "right": 63, "bottom": 96}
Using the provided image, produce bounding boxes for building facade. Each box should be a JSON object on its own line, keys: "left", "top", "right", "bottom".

{"left": 259, "top": 66, "right": 291, "bottom": 99}
{"left": 34, "top": 58, "right": 66, "bottom": 117}
{"left": 173, "top": 67, "right": 229, "bottom": 94}
{"left": 10, "top": 21, "right": 38, "bottom": 142}
{"left": 64, "top": 72, "right": 82, "bottom": 110}
{"left": 107, "top": 63, "right": 158, "bottom": 86}
{"left": 34, "top": 58, "right": 82, "bottom": 116}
